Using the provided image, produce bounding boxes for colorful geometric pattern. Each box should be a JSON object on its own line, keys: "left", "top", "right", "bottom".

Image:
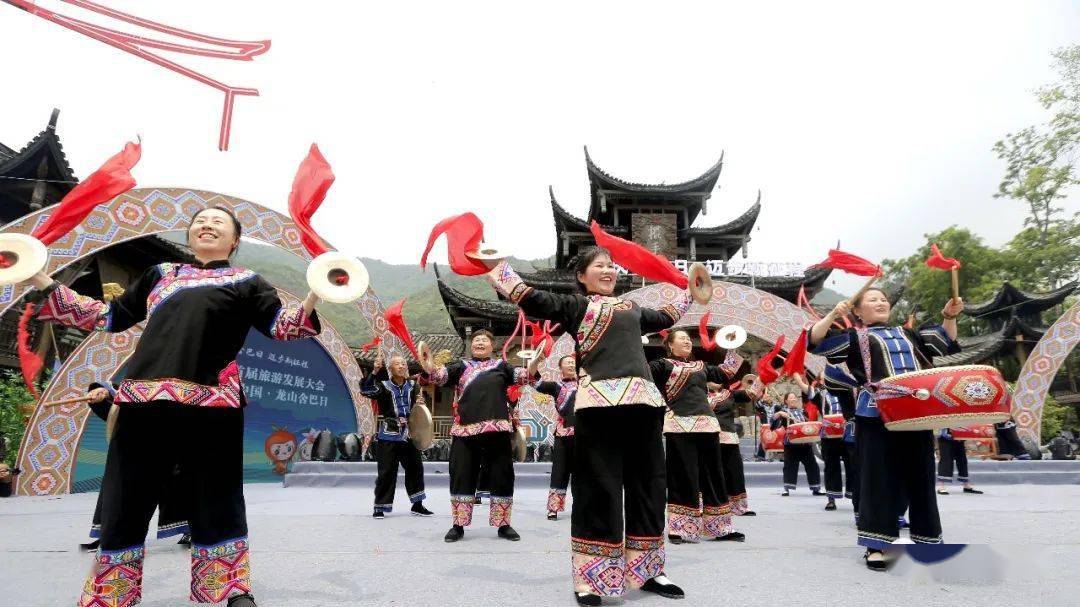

{"left": 662, "top": 359, "right": 705, "bottom": 402}
{"left": 702, "top": 504, "right": 734, "bottom": 539}
{"left": 450, "top": 495, "right": 474, "bottom": 527}
{"left": 39, "top": 284, "right": 112, "bottom": 331}
{"left": 271, "top": 305, "right": 319, "bottom": 340}
{"left": 115, "top": 361, "right": 243, "bottom": 408}
{"left": 450, "top": 419, "right": 514, "bottom": 437}
{"left": 190, "top": 537, "right": 251, "bottom": 603}
{"left": 730, "top": 493, "right": 750, "bottom": 516}
{"left": 624, "top": 536, "right": 665, "bottom": 588}
{"left": 488, "top": 496, "right": 513, "bottom": 527}
{"left": 575, "top": 377, "right": 666, "bottom": 410}
{"left": 663, "top": 413, "right": 721, "bottom": 434}
{"left": 577, "top": 296, "right": 631, "bottom": 354}
{"left": 666, "top": 503, "right": 701, "bottom": 541}
{"left": 1012, "top": 300, "right": 1079, "bottom": 445}
{"left": 79, "top": 545, "right": 144, "bottom": 607}
{"left": 146, "top": 263, "right": 256, "bottom": 316}
{"left": 15, "top": 288, "right": 372, "bottom": 497}
{"left": 547, "top": 488, "right": 567, "bottom": 513}
{"left": 571, "top": 538, "right": 625, "bottom": 597}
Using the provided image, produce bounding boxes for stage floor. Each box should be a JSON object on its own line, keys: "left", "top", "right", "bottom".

{"left": 1, "top": 484, "right": 1077, "bottom": 606}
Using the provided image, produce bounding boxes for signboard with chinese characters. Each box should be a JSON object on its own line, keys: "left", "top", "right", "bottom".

{"left": 631, "top": 213, "right": 677, "bottom": 258}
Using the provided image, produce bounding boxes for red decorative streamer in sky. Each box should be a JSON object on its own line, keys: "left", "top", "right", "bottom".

{"left": 286, "top": 144, "right": 335, "bottom": 258}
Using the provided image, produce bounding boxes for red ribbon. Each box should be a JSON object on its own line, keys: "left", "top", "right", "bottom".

{"left": 420, "top": 213, "right": 489, "bottom": 276}
{"left": 589, "top": 221, "right": 688, "bottom": 288}
{"left": 286, "top": 144, "right": 334, "bottom": 258}
{"left": 359, "top": 335, "right": 382, "bottom": 352}
{"left": 809, "top": 248, "right": 881, "bottom": 277}
{"left": 757, "top": 334, "right": 786, "bottom": 385}
{"left": 699, "top": 311, "right": 717, "bottom": 351}
{"left": 384, "top": 299, "right": 419, "bottom": 360}
{"left": 780, "top": 330, "right": 808, "bottom": 378}
{"left": 924, "top": 243, "right": 961, "bottom": 271}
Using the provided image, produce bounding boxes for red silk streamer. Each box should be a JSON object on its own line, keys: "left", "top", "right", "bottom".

{"left": 756, "top": 334, "right": 786, "bottom": 385}
{"left": 420, "top": 213, "right": 489, "bottom": 276}
{"left": 33, "top": 141, "right": 141, "bottom": 246}
{"left": 925, "top": 244, "right": 961, "bottom": 271}
{"left": 699, "top": 311, "right": 717, "bottom": 351}
{"left": 780, "top": 330, "right": 808, "bottom": 378}
{"left": 8, "top": 0, "right": 270, "bottom": 150}
{"left": 809, "top": 249, "right": 881, "bottom": 277}
{"left": 589, "top": 221, "right": 688, "bottom": 289}
{"left": 658, "top": 329, "right": 670, "bottom": 341}
{"left": 384, "top": 300, "right": 419, "bottom": 360}
{"left": 20, "top": 140, "right": 141, "bottom": 395}
{"left": 286, "top": 144, "right": 334, "bottom": 258}
{"left": 507, "top": 384, "right": 522, "bottom": 405}
{"left": 796, "top": 285, "right": 822, "bottom": 321}
{"left": 359, "top": 335, "right": 381, "bottom": 353}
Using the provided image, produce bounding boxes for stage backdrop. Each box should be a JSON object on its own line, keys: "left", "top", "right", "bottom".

{"left": 72, "top": 328, "right": 356, "bottom": 491}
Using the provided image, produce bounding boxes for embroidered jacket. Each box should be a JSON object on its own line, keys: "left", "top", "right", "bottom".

{"left": 488, "top": 261, "right": 690, "bottom": 411}
{"left": 534, "top": 378, "right": 577, "bottom": 436}
{"left": 359, "top": 369, "right": 423, "bottom": 442}
{"left": 809, "top": 323, "right": 960, "bottom": 418}
{"left": 649, "top": 357, "right": 729, "bottom": 433}
{"left": 711, "top": 388, "right": 754, "bottom": 433}
{"left": 36, "top": 260, "right": 320, "bottom": 408}
{"left": 429, "top": 357, "right": 529, "bottom": 436}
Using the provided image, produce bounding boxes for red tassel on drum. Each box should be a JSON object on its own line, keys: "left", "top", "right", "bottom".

{"left": 924, "top": 243, "right": 961, "bottom": 271}
{"left": 757, "top": 335, "right": 786, "bottom": 385}
{"left": 809, "top": 248, "right": 881, "bottom": 277}
{"left": 780, "top": 331, "right": 808, "bottom": 378}
{"left": 589, "top": 221, "right": 689, "bottom": 289}
{"left": 699, "top": 311, "right": 717, "bottom": 351}
{"left": 17, "top": 303, "right": 42, "bottom": 398}
{"left": 384, "top": 299, "right": 420, "bottom": 360}
{"left": 420, "top": 213, "right": 490, "bottom": 276}
{"left": 287, "top": 144, "right": 335, "bottom": 258}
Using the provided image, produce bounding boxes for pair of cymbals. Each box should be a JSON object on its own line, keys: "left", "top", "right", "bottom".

{"left": 465, "top": 241, "right": 506, "bottom": 264}
{"left": 0, "top": 233, "right": 48, "bottom": 286}
{"left": 306, "top": 251, "right": 370, "bottom": 303}
{"left": 715, "top": 325, "right": 747, "bottom": 350}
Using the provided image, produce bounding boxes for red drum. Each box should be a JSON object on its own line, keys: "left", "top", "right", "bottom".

{"left": 822, "top": 414, "right": 846, "bottom": 439}
{"left": 760, "top": 426, "right": 785, "bottom": 453}
{"left": 950, "top": 425, "right": 995, "bottom": 441}
{"left": 875, "top": 365, "right": 1012, "bottom": 431}
{"left": 786, "top": 421, "right": 823, "bottom": 444}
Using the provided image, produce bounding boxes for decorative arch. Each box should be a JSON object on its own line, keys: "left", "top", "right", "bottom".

{"left": 520, "top": 280, "right": 825, "bottom": 445}
{"left": 1011, "top": 299, "right": 1080, "bottom": 447}
{"left": 14, "top": 289, "right": 371, "bottom": 497}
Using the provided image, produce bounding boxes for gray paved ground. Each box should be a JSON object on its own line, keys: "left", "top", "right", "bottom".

{"left": 2, "top": 483, "right": 1078, "bottom": 606}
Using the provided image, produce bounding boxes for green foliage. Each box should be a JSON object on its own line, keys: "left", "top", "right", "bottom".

{"left": 1000, "top": 219, "right": 1080, "bottom": 292}
{"left": 1039, "top": 392, "right": 1077, "bottom": 443}
{"left": 0, "top": 371, "right": 35, "bottom": 467}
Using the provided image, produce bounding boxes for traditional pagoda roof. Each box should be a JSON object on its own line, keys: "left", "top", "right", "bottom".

{"left": 964, "top": 281, "right": 1076, "bottom": 319}
{"left": 0, "top": 109, "right": 77, "bottom": 220}
{"left": 682, "top": 192, "right": 762, "bottom": 260}
{"left": 934, "top": 317, "right": 1047, "bottom": 367}
{"left": 435, "top": 264, "right": 521, "bottom": 337}
{"left": 584, "top": 146, "right": 724, "bottom": 226}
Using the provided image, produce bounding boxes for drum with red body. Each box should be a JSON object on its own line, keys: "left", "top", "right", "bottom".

{"left": 786, "top": 421, "right": 823, "bottom": 444}
{"left": 949, "top": 425, "right": 996, "bottom": 441}
{"left": 822, "top": 414, "right": 846, "bottom": 439}
{"left": 760, "top": 426, "right": 786, "bottom": 453}
{"left": 875, "top": 365, "right": 1011, "bottom": 431}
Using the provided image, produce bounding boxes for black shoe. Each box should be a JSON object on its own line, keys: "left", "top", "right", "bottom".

{"left": 825, "top": 499, "right": 837, "bottom": 511}
{"left": 372, "top": 511, "right": 385, "bottom": 519}
{"left": 79, "top": 539, "right": 100, "bottom": 551}
{"left": 898, "top": 517, "right": 910, "bottom": 529}
{"left": 937, "top": 489, "right": 950, "bottom": 495}
{"left": 444, "top": 525, "right": 464, "bottom": 542}
{"left": 864, "top": 549, "right": 886, "bottom": 571}
{"left": 963, "top": 487, "right": 984, "bottom": 495}
{"left": 740, "top": 510, "right": 757, "bottom": 516}
{"left": 498, "top": 524, "right": 520, "bottom": 541}
{"left": 574, "top": 592, "right": 602, "bottom": 606}
{"left": 714, "top": 532, "right": 745, "bottom": 542}
{"left": 781, "top": 490, "right": 790, "bottom": 496}
{"left": 641, "top": 575, "right": 685, "bottom": 599}
{"left": 812, "top": 490, "right": 825, "bottom": 496}
{"left": 547, "top": 511, "right": 558, "bottom": 521}
{"left": 411, "top": 503, "right": 434, "bottom": 516}
{"left": 227, "top": 594, "right": 257, "bottom": 607}
{"left": 177, "top": 533, "right": 191, "bottom": 546}
{"left": 668, "top": 534, "right": 686, "bottom": 544}
{"left": 473, "top": 496, "right": 483, "bottom": 504}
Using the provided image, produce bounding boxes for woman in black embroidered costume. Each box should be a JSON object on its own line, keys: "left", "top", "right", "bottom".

{"left": 25, "top": 207, "right": 321, "bottom": 607}
{"left": 808, "top": 287, "right": 962, "bottom": 571}
{"left": 649, "top": 329, "right": 743, "bottom": 544}
{"left": 533, "top": 354, "right": 578, "bottom": 521}
{"left": 710, "top": 373, "right": 762, "bottom": 516}
{"left": 772, "top": 376, "right": 823, "bottom": 497}
{"left": 813, "top": 377, "right": 859, "bottom": 513}
{"left": 422, "top": 329, "right": 541, "bottom": 543}
{"left": 488, "top": 247, "right": 691, "bottom": 606}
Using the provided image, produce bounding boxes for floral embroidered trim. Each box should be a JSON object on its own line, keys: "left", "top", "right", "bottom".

{"left": 577, "top": 296, "right": 632, "bottom": 355}
{"left": 271, "top": 306, "right": 319, "bottom": 340}
{"left": 663, "top": 359, "right": 704, "bottom": 402}
{"left": 702, "top": 510, "right": 734, "bottom": 538}
{"left": 115, "top": 361, "right": 243, "bottom": 408}
{"left": 451, "top": 419, "right": 513, "bottom": 437}
{"left": 39, "top": 283, "right": 111, "bottom": 331}
{"left": 488, "top": 496, "right": 513, "bottom": 527}
{"left": 488, "top": 261, "right": 534, "bottom": 303}
{"left": 575, "top": 377, "right": 665, "bottom": 410}
{"left": 625, "top": 536, "right": 665, "bottom": 588}
{"left": 625, "top": 535, "right": 664, "bottom": 551}
{"left": 572, "top": 552, "right": 625, "bottom": 597}
{"left": 450, "top": 495, "right": 474, "bottom": 526}
{"left": 667, "top": 507, "right": 701, "bottom": 541}
{"left": 80, "top": 544, "right": 145, "bottom": 607}
{"left": 572, "top": 537, "right": 624, "bottom": 558}
{"left": 663, "top": 413, "right": 721, "bottom": 434}
{"left": 429, "top": 365, "right": 449, "bottom": 386}
{"left": 190, "top": 536, "right": 251, "bottom": 603}
{"left": 658, "top": 291, "right": 691, "bottom": 323}
{"left": 147, "top": 263, "right": 256, "bottom": 316}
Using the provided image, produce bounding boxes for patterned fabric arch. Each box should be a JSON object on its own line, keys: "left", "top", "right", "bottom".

{"left": 519, "top": 280, "right": 825, "bottom": 445}
{"left": 1011, "top": 299, "right": 1080, "bottom": 447}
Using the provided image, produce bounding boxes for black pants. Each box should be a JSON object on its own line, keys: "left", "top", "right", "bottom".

{"left": 936, "top": 437, "right": 969, "bottom": 484}
{"left": 856, "top": 416, "right": 941, "bottom": 548}
{"left": 90, "top": 463, "right": 189, "bottom": 539}
{"left": 449, "top": 432, "right": 514, "bottom": 527}
{"left": 822, "top": 438, "right": 858, "bottom": 508}
{"left": 374, "top": 439, "right": 426, "bottom": 512}
{"left": 571, "top": 406, "right": 666, "bottom": 597}
{"left": 719, "top": 442, "right": 750, "bottom": 514}
{"left": 666, "top": 432, "right": 733, "bottom": 540}
{"left": 548, "top": 435, "right": 574, "bottom": 513}
{"left": 80, "top": 402, "right": 251, "bottom": 606}
{"left": 782, "top": 443, "right": 821, "bottom": 491}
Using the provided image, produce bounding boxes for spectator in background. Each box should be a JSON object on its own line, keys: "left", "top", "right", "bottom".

{"left": 0, "top": 462, "right": 18, "bottom": 498}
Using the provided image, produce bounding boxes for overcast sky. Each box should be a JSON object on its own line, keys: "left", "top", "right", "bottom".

{"left": 3, "top": 0, "right": 1078, "bottom": 294}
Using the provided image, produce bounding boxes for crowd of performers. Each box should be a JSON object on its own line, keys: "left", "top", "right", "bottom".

{"left": 18, "top": 206, "right": 1029, "bottom": 606}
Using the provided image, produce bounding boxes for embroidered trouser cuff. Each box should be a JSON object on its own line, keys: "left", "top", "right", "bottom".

{"left": 547, "top": 489, "right": 567, "bottom": 513}
{"left": 190, "top": 537, "right": 252, "bottom": 603}
{"left": 489, "top": 496, "right": 513, "bottom": 527}
{"left": 701, "top": 503, "right": 734, "bottom": 538}
{"left": 79, "top": 545, "right": 145, "bottom": 607}
{"left": 450, "top": 495, "right": 474, "bottom": 526}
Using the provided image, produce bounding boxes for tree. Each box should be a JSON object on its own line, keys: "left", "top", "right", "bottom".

{"left": 0, "top": 371, "right": 36, "bottom": 468}
{"left": 1001, "top": 218, "right": 1080, "bottom": 292}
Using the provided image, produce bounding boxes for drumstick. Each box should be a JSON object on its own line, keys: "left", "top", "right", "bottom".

{"left": 950, "top": 268, "right": 960, "bottom": 303}
{"left": 846, "top": 273, "right": 881, "bottom": 308}
{"left": 41, "top": 395, "right": 97, "bottom": 408}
